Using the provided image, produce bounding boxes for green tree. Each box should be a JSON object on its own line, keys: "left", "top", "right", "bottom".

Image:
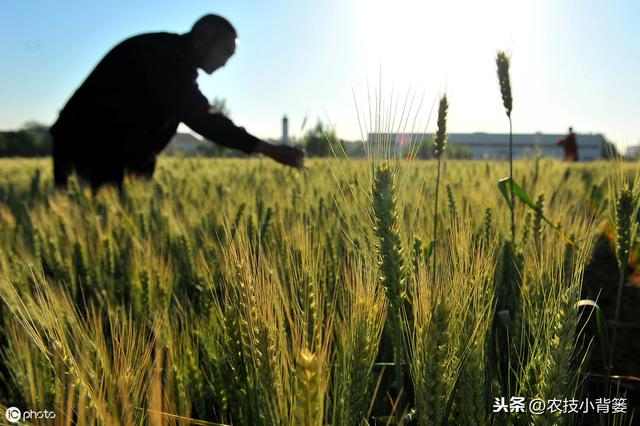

{"left": 601, "top": 137, "right": 620, "bottom": 160}
{"left": 210, "top": 97, "right": 231, "bottom": 117}
{"left": 0, "top": 122, "right": 52, "bottom": 157}
{"left": 303, "top": 120, "right": 343, "bottom": 157}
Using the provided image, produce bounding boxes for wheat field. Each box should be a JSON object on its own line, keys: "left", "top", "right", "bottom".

{"left": 0, "top": 153, "right": 637, "bottom": 425}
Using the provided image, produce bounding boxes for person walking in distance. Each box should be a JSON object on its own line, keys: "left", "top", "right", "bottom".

{"left": 556, "top": 127, "right": 579, "bottom": 162}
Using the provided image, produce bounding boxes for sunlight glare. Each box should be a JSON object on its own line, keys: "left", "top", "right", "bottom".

{"left": 354, "top": 0, "right": 541, "bottom": 84}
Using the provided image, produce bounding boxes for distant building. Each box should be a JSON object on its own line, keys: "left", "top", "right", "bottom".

{"left": 626, "top": 145, "right": 640, "bottom": 160}
{"left": 367, "top": 132, "right": 607, "bottom": 160}
{"left": 164, "top": 132, "right": 203, "bottom": 155}
{"left": 282, "top": 115, "right": 291, "bottom": 146}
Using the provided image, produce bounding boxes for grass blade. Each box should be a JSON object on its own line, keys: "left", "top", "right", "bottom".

{"left": 577, "top": 299, "right": 610, "bottom": 370}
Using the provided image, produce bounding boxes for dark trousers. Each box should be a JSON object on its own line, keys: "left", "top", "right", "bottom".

{"left": 53, "top": 134, "right": 158, "bottom": 191}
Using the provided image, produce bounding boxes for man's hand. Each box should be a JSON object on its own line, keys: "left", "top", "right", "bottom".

{"left": 254, "top": 141, "right": 305, "bottom": 169}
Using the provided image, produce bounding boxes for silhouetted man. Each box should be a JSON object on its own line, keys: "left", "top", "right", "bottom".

{"left": 51, "top": 14, "right": 304, "bottom": 190}
{"left": 556, "top": 127, "right": 579, "bottom": 162}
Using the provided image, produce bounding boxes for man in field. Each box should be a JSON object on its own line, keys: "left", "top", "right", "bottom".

{"left": 556, "top": 127, "right": 579, "bottom": 162}
{"left": 51, "top": 14, "right": 304, "bottom": 190}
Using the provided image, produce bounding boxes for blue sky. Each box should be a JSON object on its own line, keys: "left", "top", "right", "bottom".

{"left": 2, "top": 0, "right": 639, "bottom": 151}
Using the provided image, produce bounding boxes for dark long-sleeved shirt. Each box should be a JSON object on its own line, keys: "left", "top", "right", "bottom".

{"left": 51, "top": 32, "right": 261, "bottom": 159}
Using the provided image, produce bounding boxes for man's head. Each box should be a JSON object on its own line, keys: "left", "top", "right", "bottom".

{"left": 569, "top": 126, "right": 574, "bottom": 133}
{"left": 189, "top": 15, "right": 238, "bottom": 74}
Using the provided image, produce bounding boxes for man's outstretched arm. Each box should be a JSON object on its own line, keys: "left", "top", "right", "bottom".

{"left": 165, "top": 70, "right": 304, "bottom": 168}
{"left": 254, "top": 140, "right": 305, "bottom": 168}
{"left": 184, "top": 108, "right": 304, "bottom": 168}
{"left": 144, "top": 56, "right": 305, "bottom": 168}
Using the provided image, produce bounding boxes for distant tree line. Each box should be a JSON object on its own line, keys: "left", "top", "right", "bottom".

{"left": 602, "top": 138, "right": 620, "bottom": 160}
{"left": 0, "top": 118, "right": 625, "bottom": 161}
{"left": 0, "top": 122, "right": 52, "bottom": 157}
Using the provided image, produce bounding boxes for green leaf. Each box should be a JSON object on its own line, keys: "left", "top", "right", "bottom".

{"left": 577, "top": 299, "right": 610, "bottom": 370}
{"left": 498, "top": 177, "right": 537, "bottom": 210}
{"left": 441, "top": 345, "right": 472, "bottom": 426}
{"left": 497, "top": 177, "right": 513, "bottom": 209}
{"left": 497, "top": 309, "right": 512, "bottom": 328}
{"left": 497, "top": 177, "right": 575, "bottom": 246}
{"left": 425, "top": 240, "right": 435, "bottom": 260}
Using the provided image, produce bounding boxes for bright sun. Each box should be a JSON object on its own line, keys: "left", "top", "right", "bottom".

{"left": 354, "top": 0, "right": 540, "bottom": 84}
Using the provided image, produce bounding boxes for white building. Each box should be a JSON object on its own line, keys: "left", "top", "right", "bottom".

{"left": 626, "top": 145, "right": 640, "bottom": 160}
{"left": 165, "top": 132, "right": 202, "bottom": 155}
{"left": 367, "top": 132, "right": 606, "bottom": 160}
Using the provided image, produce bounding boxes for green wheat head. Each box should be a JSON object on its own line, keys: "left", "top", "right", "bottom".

{"left": 434, "top": 95, "right": 449, "bottom": 160}
{"left": 372, "top": 164, "right": 406, "bottom": 303}
{"left": 496, "top": 51, "right": 513, "bottom": 117}
{"left": 615, "top": 184, "right": 634, "bottom": 267}
{"left": 371, "top": 163, "right": 407, "bottom": 391}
